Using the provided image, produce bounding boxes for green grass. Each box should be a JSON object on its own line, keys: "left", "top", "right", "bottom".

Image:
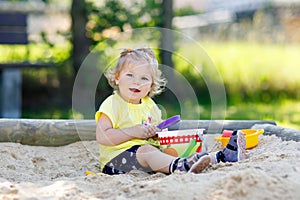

{"left": 22, "top": 108, "right": 73, "bottom": 119}
{"left": 202, "top": 41, "right": 300, "bottom": 91}
{"left": 22, "top": 100, "right": 300, "bottom": 130}
{"left": 175, "top": 41, "right": 300, "bottom": 102}
{"left": 172, "top": 41, "right": 300, "bottom": 129}
{"left": 158, "top": 99, "right": 300, "bottom": 130}
{"left": 225, "top": 100, "right": 300, "bottom": 130}
{"left": 0, "top": 43, "right": 71, "bottom": 63}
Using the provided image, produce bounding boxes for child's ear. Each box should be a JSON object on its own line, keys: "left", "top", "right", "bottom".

{"left": 115, "top": 73, "right": 120, "bottom": 85}
{"left": 149, "top": 83, "right": 155, "bottom": 95}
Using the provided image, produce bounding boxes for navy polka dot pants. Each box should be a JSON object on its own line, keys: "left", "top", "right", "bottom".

{"left": 102, "top": 145, "right": 153, "bottom": 175}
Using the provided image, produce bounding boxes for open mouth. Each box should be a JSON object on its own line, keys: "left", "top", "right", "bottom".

{"left": 129, "top": 88, "right": 141, "bottom": 93}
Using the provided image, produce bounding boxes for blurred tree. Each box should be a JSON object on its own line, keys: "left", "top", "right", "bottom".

{"left": 159, "top": 0, "right": 175, "bottom": 103}
{"left": 160, "top": 0, "right": 174, "bottom": 68}
{"left": 70, "top": 0, "right": 175, "bottom": 76}
{"left": 71, "top": 0, "right": 92, "bottom": 75}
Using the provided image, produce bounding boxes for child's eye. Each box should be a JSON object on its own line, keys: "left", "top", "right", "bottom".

{"left": 141, "top": 77, "right": 149, "bottom": 81}
{"left": 126, "top": 73, "right": 133, "bottom": 77}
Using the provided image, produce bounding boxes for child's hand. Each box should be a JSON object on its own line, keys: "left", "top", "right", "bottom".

{"left": 144, "top": 125, "right": 161, "bottom": 139}
{"left": 131, "top": 124, "right": 161, "bottom": 139}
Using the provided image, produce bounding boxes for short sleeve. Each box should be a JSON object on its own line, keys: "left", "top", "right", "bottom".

{"left": 95, "top": 96, "right": 117, "bottom": 127}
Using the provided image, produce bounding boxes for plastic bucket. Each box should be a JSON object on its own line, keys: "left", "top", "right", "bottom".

{"left": 157, "top": 129, "right": 205, "bottom": 158}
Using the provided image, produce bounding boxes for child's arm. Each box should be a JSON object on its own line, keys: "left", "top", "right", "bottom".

{"left": 96, "top": 113, "right": 160, "bottom": 146}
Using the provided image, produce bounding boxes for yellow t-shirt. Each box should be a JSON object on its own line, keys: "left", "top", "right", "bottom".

{"left": 95, "top": 92, "right": 162, "bottom": 170}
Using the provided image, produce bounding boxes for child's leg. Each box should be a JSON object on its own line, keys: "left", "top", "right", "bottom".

{"left": 102, "top": 145, "right": 152, "bottom": 175}
{"left": 136, "top": 145, "right": 210, "bottom": 174}
{"left": 210, "top": 130, "right": 246, "bottom": 164}
{"left": 136, "top": 144, "right": 176, "bottom": 173}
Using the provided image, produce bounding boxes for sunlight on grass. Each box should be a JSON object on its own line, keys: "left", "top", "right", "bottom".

{"left": 225, "top": 100, "right": 300, "bottom": 129}
{"left": 176, "top": 41, "right": 300, "bottom": 101}
{"left": 201, "top": 41, "right": 300, "bottom": 93}
{"left": 0, "top": 43, "right": 71, "bottom": 63}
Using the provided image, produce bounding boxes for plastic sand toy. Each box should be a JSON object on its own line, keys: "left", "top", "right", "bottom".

{"left": 214, "top": 129, "right": 264, "bottom": 149}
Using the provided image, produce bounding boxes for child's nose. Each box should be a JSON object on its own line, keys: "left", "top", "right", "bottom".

{"left": 133, "top": 77, "right": 141, "bottom": 84}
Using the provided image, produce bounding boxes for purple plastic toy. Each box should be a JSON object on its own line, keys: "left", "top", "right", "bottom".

{"left": 157, "top": 115, "right": 180, "bottom": 129}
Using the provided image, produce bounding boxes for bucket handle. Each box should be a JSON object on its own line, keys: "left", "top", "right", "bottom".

{"left": 197, "top": 130, "right": 208, "bottom": 153}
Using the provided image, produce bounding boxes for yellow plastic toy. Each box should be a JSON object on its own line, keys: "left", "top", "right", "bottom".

{"left": 85, "top": 170, "right": 96, "bottom": 176}
{"left": 214, "top": 129, "right": 264, "bottom": 149}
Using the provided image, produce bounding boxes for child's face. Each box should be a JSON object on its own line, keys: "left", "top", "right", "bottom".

{"left": 115, "top": 62, "right": 153, "bottom": 104}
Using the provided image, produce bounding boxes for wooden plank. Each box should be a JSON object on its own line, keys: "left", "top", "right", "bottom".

{"left": 0, "top": 13, "right": 28, "bottom": 44}
{"left": 0, "top": 32, "right": 28, "bottom": 44}
{"left": 0, "top": 119, "right": 279, "bottom": 146}
{"left": 0, "top": 62, "right": 54, "bottom": 70}
{"left": 0, "top": 119, "right": 96, "bottom": 146}
{"left": 252, "top": 124, "right": 300, "bottom": 142}
{"left": 0, "top": 13, "right": 27, "bottom": 27}
{"left": 0, "top": 32, "right": 27, "bottom": 44}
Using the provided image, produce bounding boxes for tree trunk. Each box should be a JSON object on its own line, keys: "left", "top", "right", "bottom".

{"left": 159, "top": 0, "right": 175, "bottom": 102}
{"left": 71, "top": 0, "right": 92, "bottom": 75}
{"left": 159, "top": 0, "right": 173, "bottom": 68}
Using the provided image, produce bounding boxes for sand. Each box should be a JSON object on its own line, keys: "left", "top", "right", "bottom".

{"left": 0, "top": 134, "right": 299, "bottom": 200}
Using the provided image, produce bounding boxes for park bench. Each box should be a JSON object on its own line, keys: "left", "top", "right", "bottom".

{"left": 0, "top": 12, "right": 53, "bottom": 118}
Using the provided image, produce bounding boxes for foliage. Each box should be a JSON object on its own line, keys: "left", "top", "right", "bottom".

{"left": 85, "top": 0, "right": 162, "bottom": 47}
{"left": 174, "top": 5, "right": 202, "bottom": 16}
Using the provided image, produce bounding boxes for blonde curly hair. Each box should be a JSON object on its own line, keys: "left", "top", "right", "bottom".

{"left": 105, "top": 48, "right": 167, "bottom": 97}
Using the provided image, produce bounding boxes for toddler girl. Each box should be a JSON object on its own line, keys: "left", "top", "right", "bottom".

{"left": 95, "top": 47, "right": 246, "bottom": 175}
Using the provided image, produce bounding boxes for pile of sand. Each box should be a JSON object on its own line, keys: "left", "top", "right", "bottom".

{"left": 0, "top": 134, "right": 299, "bottom": 199}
